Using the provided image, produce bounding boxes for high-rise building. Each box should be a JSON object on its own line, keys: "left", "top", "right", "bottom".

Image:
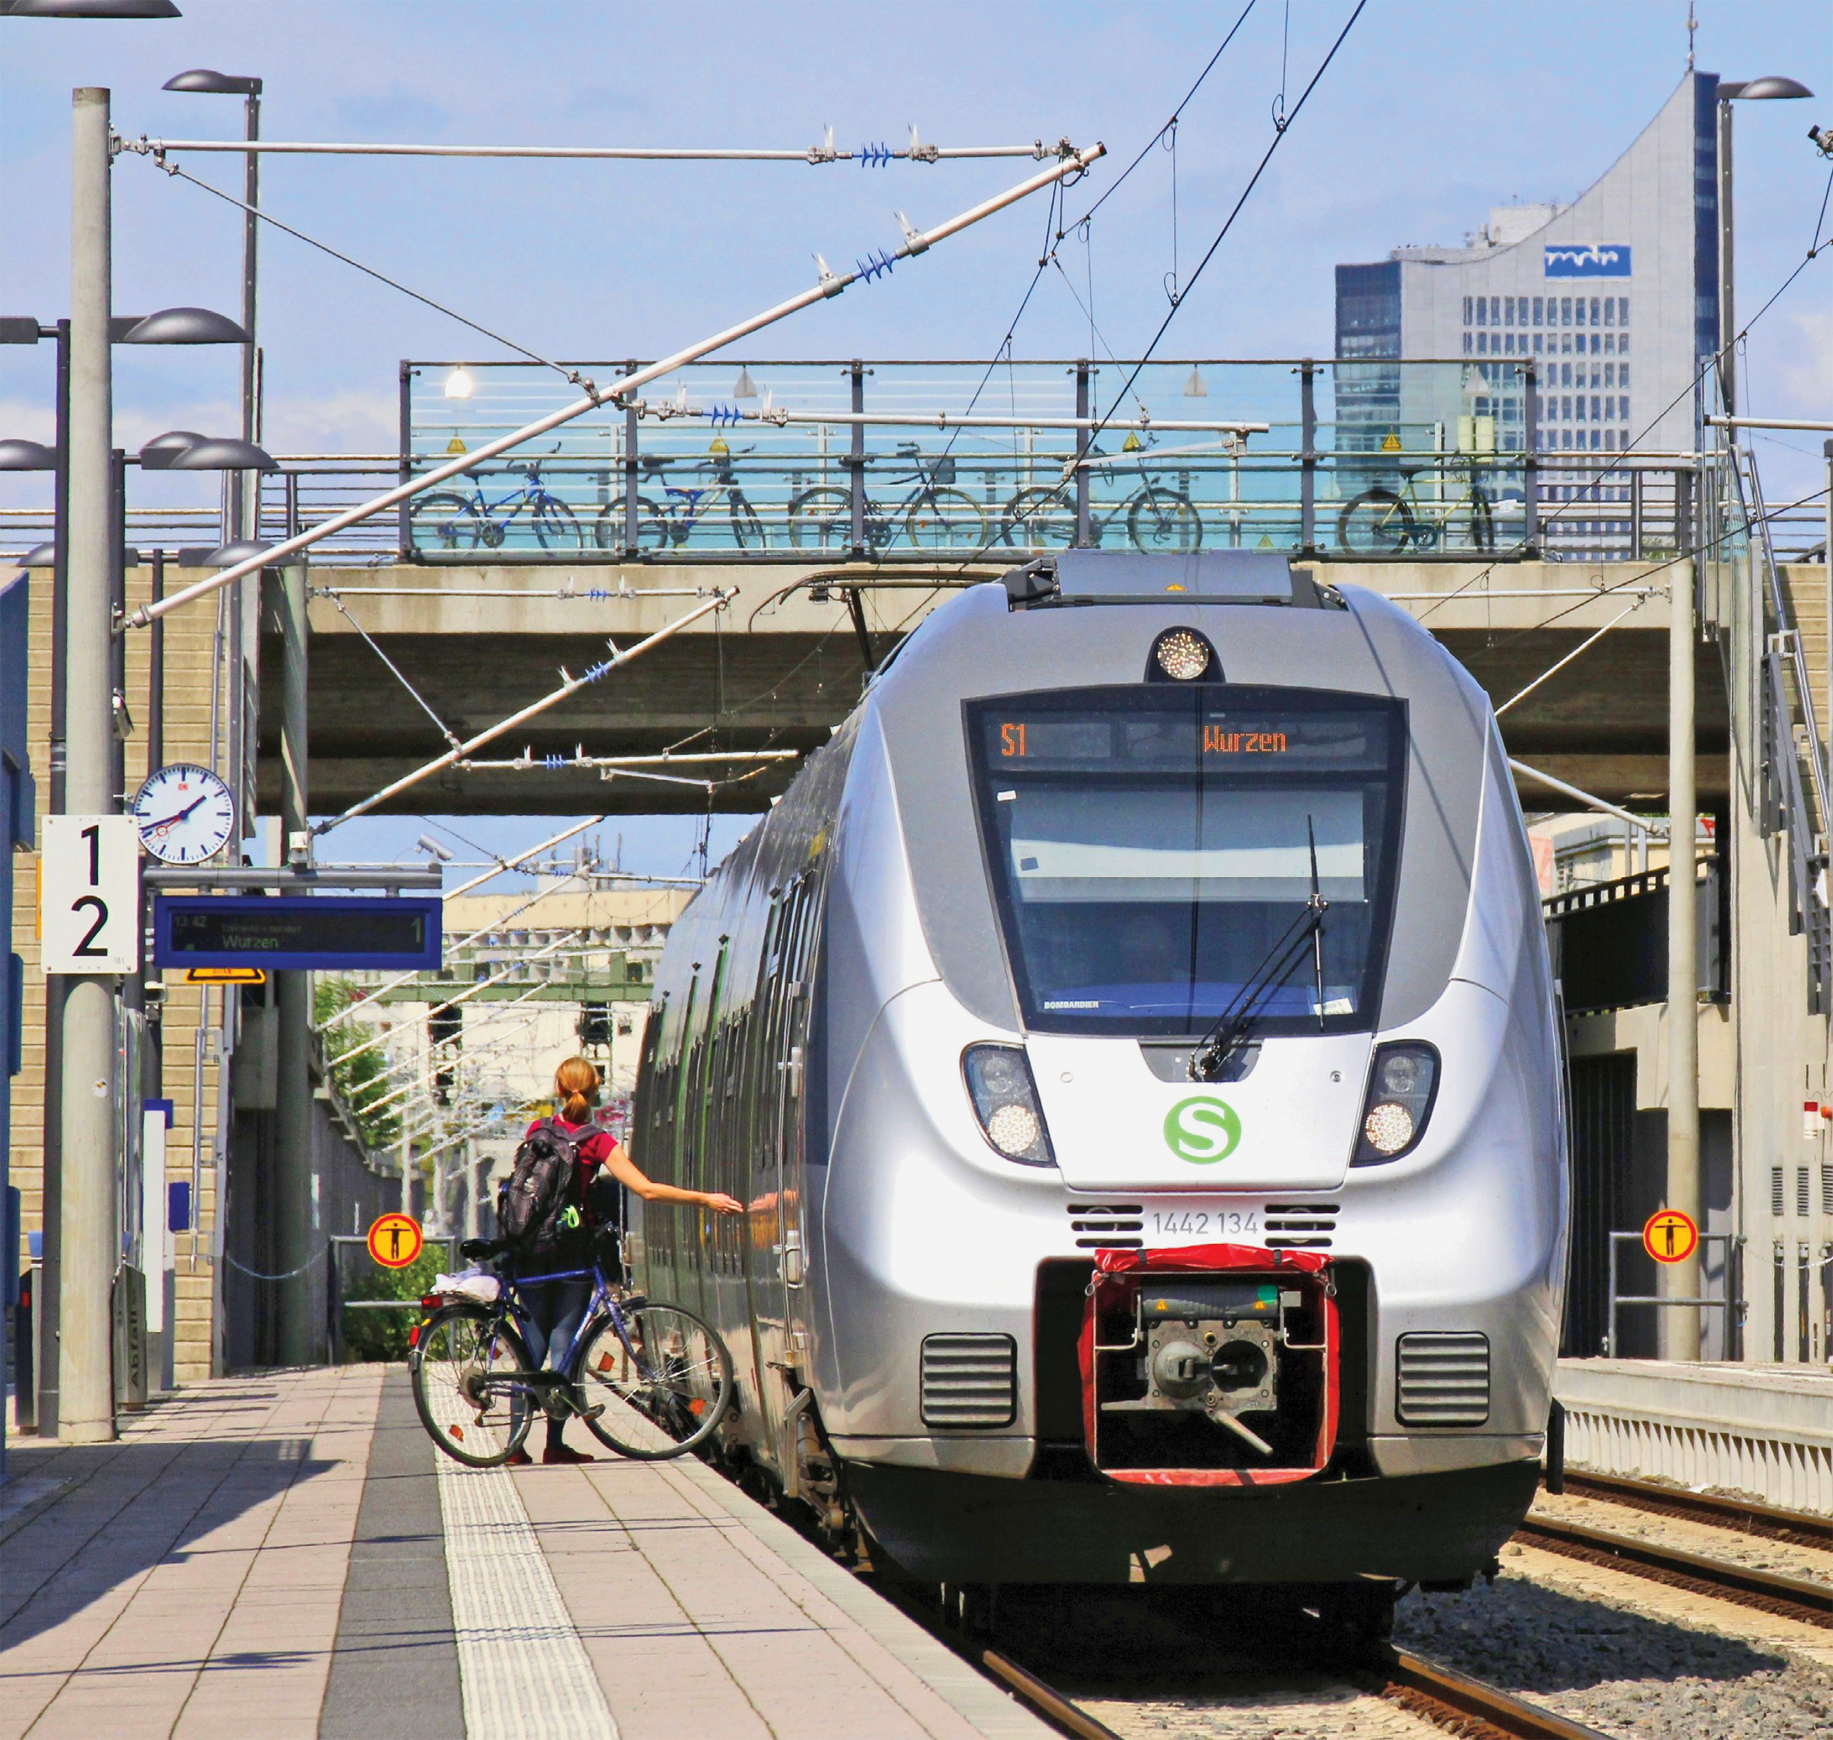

{"left": 1336, "top": 72, "right": 1717, "bottom": 463}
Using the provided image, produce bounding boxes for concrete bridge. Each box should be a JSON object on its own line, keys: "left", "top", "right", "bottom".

{"left": 265, "top": 556, "right": 1746, "bottom": 820}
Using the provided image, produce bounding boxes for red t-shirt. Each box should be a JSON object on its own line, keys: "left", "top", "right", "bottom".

{"left": 525, "top": 1117, "right": 618, "bottom": 1182}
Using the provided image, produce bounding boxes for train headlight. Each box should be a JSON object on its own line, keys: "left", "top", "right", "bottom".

{"left": 1153, "top": 628, "right": 1211, "bottom": 681}
{"left": 1352, "top": 1041, "right": 1439, "bottom": 1165}
{"left": 962, "top": 1043, "right": 1057, "bottom": 1167}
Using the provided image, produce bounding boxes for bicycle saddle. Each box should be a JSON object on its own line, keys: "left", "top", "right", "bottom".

{"left": 460, "top": 1237, "right": 509, "bottom": 1261}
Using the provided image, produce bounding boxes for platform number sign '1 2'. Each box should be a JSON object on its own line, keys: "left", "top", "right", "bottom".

{"left": 40, "top": 814, "right": 140, "bottom": 974}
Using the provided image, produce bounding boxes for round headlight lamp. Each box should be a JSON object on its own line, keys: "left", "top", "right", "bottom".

{"left": 985, "top": 1102, "right": 1042, "bottom": 1157}
{"left": 1362, "top": 1102, "right": 1415, "bottom": 1155}
{"left": 1154, "top": 628, "right": 1211, "bottom": 681}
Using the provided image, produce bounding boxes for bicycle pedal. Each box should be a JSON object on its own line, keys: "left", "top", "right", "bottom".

{"left": 579, "top": 1403, "right": 605, "bottom": 1422}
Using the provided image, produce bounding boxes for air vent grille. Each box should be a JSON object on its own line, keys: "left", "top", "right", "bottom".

{"left": 1264, "top": 1202, "right": 1338, "bottom": 1249}
{"left": 920, "top": 1334, "right": 1018, "bottom": 1428}
{"left": 1067, "top": 1202, "right": 1144, "bottom": 1249}
{"left": 1396, "top": 1332, "right": 1490, "bottom": 1426}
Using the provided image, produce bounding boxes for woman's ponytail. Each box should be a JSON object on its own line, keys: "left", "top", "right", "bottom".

{"left": 554, "top": 1056, "right": 601, "bottom": 1124}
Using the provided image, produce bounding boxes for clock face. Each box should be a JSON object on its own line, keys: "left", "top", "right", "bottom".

{"left": 131, "top": 764, "right": 237, "bottom": 866}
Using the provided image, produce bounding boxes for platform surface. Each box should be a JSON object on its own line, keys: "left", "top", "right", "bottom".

{"left": 0, "top": 1366, "right": 1051, "bottom": 1740}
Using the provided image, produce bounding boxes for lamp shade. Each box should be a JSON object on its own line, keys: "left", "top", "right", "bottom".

{"left": 2, "top": 0, "right": 181, "bottom": 15}
{"left": 16, "top": 544, "right": 58, "bottom": 567}
{"left": 0, "top": 439, "right": 57, "bottom": 471}
{"left": 195, "top": 539, "right": 274, "bottom": 567}
{"left": 1724, "top": 75, "right": 1813, "bottom": 101}
{"left": 139, "top": 430, "right": 205, "bottom": 470}
{"left": 167, "top": 437, "right": 277, "bottom": 472}
{"left": 162, "top": 67, "right": 260, "bottom": 94}
{"left": 121, "top": 306, "right": 250, "bottom": 346}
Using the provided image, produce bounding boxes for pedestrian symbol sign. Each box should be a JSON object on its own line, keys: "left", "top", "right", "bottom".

{"left": 1642, "top": 1208, "right": 1699, "bottom": 1265}
{"left": 368, "top": 1213, "right": 424, "bottom": 1269}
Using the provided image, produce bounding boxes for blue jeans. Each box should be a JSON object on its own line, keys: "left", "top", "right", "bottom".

{"left": 520, "top": 1276, "right": 592, "bottom": 1370}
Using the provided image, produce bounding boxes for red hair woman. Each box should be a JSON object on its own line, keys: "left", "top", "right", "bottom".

{"left": 510, "top": 1056, "right": 740, "bottom": 1464}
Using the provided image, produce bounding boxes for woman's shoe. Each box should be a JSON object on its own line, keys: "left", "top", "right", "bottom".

{"left": 542, "top": 1443, "right": 596, "bottom": 1465}
{"left": 506, "top": 1447, "right": 534, "bottom": 1467}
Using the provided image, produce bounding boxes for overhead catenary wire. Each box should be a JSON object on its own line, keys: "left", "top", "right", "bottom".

{"left": 126, "top": 132, "right": 1078, "bottom": 164}
{"left": 122, "top": 140, "right": 1108, "bottom": 636}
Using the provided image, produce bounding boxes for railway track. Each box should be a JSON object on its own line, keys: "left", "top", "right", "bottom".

{"left": 1549, "top": 1469, "right": 1833, "bottom": 1551}
{"left": 1520, "top": 1484, "right": 1833, "bottom": 1632}
{"left": 864, "top": 1573, "right": 1611, "bottom": 1740}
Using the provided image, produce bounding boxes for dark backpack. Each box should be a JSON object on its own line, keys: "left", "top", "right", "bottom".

{"left": 497, "top": 1118, "right": 586, "bottom": 1257}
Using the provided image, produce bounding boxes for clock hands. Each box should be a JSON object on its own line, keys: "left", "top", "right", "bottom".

{"left": 147, "top": 791, "right": 214, "bottom": 838}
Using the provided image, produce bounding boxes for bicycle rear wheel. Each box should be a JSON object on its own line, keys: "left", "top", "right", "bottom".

{"left": 1462, "top": 487, "right": 1495, "bottom": 552}
{"left": 1127, "top": 487, "right": 1202, "bottom": 552}
{"left": 576, "top": 1302, "right": 734, "bottom": 1459}
{"left": 1000, "top": 486, "right": 1074, "bottom": 548}
{"left": 730, "top": 492, "right": 769, "bottom": 551}
{"left": 532, "top": 498, "right": 583, "bottom": 551}
{"left": 411, "top": 1302, "right": 536, "bottom": 1467}
{"left": 410, "top": 491, "right": 489, "bottom": 552}
{"left": 905, "top": 486, "right": 987, "bottom": 551}
{"left": 1336, "top": 487, "right": 1417, "bottom": 553}
{"left": 787, "top": 486, "right": 853, "bottom": 551}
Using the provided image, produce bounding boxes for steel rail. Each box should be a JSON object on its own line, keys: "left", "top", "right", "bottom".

{"left": 1547, "top": 1470, "right": 1833, "bottom": 1550}
{"left": 1376, "top": 1644, "right": 1612, "bottom": 1740}
{"left": 121, "top": 141, "right": 1106, "bottom": 633}
{"left": 1517, "top": 1514, "right": 1833, "bottom": 1628}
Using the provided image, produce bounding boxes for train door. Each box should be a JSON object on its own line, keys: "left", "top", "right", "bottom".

{"left": 752, "top": 874, "right": 819, "bottom": 1479}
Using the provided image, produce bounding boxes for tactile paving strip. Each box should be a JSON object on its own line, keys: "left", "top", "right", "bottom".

{"left": 436, "top": 1454, "right": 619, "bottom": 1739}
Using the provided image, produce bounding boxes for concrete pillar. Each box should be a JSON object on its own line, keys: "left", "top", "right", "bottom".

{"left": 274, "top": 562, "right": 315, "bottom": 1362}
{"left": 1664, "top": 556, "right": 1701, "bottom": 1359}
{"left": 57, "top": 88, "right": 118, "bottom": 1442}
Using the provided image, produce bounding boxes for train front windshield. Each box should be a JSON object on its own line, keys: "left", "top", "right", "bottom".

{"left": 967, "top": 687, "right": 1407, "bottom": 1037}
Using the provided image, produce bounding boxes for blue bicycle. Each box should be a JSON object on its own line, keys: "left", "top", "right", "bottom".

{"left": 408, "top": 1235, "right": 734, "bottom": 1466}
{"left": 410, "top": 452, "right": 584, "bottom": 553}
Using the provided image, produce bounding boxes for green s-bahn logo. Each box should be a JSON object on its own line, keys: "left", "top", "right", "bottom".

{"left": 1163, "top": 1095, "right": 1243, "bottom": 1164}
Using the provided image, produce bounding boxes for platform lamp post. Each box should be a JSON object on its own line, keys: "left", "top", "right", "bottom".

{"left": 1656, "top": 73, "right": 1816, "bottom": 1367}
{"left": 1715, "top": 76, "right": 1813, "bottom": 419}
{"left": 162, "top": 70, "right": 262, "bottom": 542}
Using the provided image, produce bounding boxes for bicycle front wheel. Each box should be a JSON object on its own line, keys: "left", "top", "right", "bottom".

{"left": 1127, "top": 488, "right": 1202, "bottom": 553}
{"left": 905, "top": 486, "right": 987, "bottom": 551}
{"left": 532, "top": 498, "right": 583, "bottom": 551}
{"left": 576, "top": 1302, "right": 734, "bottom": 1460}
{"left": 729, "top": 492, "right": 769, "bottom": 551}
{"left": 410, "top": 491, "right": 488, "bottom": 553}
{"left": 410, "top": 1302, "right": 536, "bottom": 1468}
{"left": 787, "top": 486, "right": 853, "bottom": 551}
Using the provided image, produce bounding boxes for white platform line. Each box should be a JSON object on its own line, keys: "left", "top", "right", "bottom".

{"left": 436, "top": 1454, "right": 619, "bottom": 1740}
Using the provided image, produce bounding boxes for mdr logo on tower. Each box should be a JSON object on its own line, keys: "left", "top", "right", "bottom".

{"left": 1544, "top": 243, "right": 1632, "bottom": 278}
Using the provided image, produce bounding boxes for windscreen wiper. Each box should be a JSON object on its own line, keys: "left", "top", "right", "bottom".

{"left": 1187, "top": 816, "right": 1329, "bottom": 1083}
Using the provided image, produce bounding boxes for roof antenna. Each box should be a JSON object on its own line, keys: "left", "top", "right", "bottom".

{"left": 1687, "top": 0, "right": 1696, "bottom": 72}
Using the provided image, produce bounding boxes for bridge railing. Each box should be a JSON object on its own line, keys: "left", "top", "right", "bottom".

{"left": 390, "top": 356, "right": 1762, "bottom": 566}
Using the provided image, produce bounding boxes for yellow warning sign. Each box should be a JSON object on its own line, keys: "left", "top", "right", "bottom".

{"left": 1380, "top": 432, "right": 1403, "bottom": 452}
{"left": 182, "top": 966, "right": 266, "bottom": 985}
{"left": 1642, "top": 1208, "right": 1699, "bottom": 1265}
{"left": 368, "top": 1213, "right": 425, "bottom": 1269}
{"left": 446, "top": 434, "right": 468, "bottom": 455}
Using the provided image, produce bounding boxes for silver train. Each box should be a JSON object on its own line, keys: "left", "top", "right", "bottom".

{"left": 631, "top": 550, "right": 1566, "bottom": 1600}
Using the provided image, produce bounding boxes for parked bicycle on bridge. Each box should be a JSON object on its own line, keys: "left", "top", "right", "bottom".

{"left": 594, "top": 443, "right": 769, "bottom": 552}
{"left": 786, "top": 440, "right": 987, "bottom": 551}
{"left": 998, "top": 435, "right": 1202, "bottom": 552}
{"left": 409, "top": 448, "right": 584, "bottom": 552}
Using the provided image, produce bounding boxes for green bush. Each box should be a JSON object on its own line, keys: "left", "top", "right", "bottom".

{"left": 339, "top": 1244, "right": 450, "bottom": 1363}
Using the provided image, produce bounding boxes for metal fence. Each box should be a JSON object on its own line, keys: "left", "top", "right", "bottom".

{"left": 399, "top": 357, "right": 1802, "bottom": 565}
{"left": 4, "top": 357, "right": 1819, "bottom": 567}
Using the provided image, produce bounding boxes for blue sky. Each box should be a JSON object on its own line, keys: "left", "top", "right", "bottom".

{"left": 4, "top": 0, "right": 1829, "bottom": 880}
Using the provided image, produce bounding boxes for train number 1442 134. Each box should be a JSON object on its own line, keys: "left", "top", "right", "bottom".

{"left": 1150, "top": 1210, "right": 1258, "bottom": 1237}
